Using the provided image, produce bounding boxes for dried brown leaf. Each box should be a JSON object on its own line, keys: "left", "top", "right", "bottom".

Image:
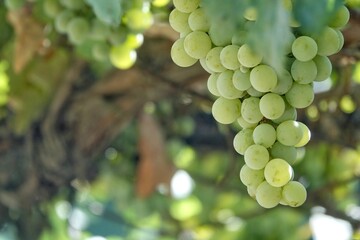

{"left": 7, "top": 9, "right": 44, "bottom": 73}
{"left": 136, "top": 111, "right": 175, "bottom": 198}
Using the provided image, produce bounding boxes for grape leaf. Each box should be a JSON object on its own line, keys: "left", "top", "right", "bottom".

{"left": 247, "top": 0, "right": 292, "bottom": 72}
{"left": 293, "top": 0, "right": 343, "bottom": 35}
{"left": 85, "top": 0, "right": 122, "bottom": 27}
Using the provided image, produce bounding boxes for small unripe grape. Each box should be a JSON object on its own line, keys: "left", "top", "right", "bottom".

{"left": 123, "top": 9, "right": 154, "bottom": 32}
{"left": 67, "top": 17, "right": 90, "bottom": 45}
{"left": 110, "top": 45, "right": 137, "bottom": 69}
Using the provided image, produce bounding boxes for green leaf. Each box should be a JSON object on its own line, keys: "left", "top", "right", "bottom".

{"left": 293, "top": 0, "right": 343, "bottom": 35}
{"left": 247, "top": 0, "right": 292, "bottom": 72}
{"left": 85, "top": 0, "right": 122, "bottom": 27}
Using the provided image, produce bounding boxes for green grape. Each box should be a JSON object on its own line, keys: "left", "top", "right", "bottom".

{"left": 211, "top": 97, "right": 241, "bottom": 124}
{"left": 291, "top": 59, "right": 317, "bottom": 84}
{"left": 243, "top": 7, "right": 257, "bottom": 21}
{"left": 313, "top": 55, "right": 332, "bottom": 82}
{"left": 188, "top": 8, "right": 210, "bottom": 31}
{"left": 253, "top": 123, "right": 276, "bottom": 148}
{"left": 220, "top": 45, "right": 241, "bottom": 70}
{"left": 200, "top": 57, "right": 213, "bottom": 73}
{"left": 294, "top": 122, "right": 311, "bottom": 147}
{"left": 255, "top": 181, "right": 282, "bottom": 208}
{"left": 276, "top": 120, "right": 303, "bottom": 146}
{"left": 109, "top": 45, "right": 137, "bottom": 69}
{"left": 67, "top": 17, "right": 90, "bottom": 45}
{"left": 281, "top": 181, "right": 307, "bottom": 207}
{"left": 238, "top": 44, "right": 263, "bottom": 68}
{"left": 233, "top": 128, "right": 254, "bottom": 155}
{"left": 43, "top": 0, "right": 63, "bottom": 18}
{"left": 207, "top": 73, "right": 221, "bottom": 96}
{"left": 264, "top": 158, "right": 293, "bottom": 187}
{"left": 240, "top": 164, "right": 264, "bottom": 187}
{"left": 55, "top": 10, "right": 74, "bottom": 34}
{"left": 241, "top": 97, "right": 263, "bottom": 124}
{"left": 247, "top": 186, "right": 257, "bottom": 198}
{"left": 169, "top": 9, "right": 191, "bottom": 34}
{"left": 171, "top": 38, "right": 198, "bottom": 67}
{"left": 173, "top": 0, "right": 200, "bottom": 13}
{"left": 329, "top": 5, "right": 350, "bottom": 29}
{"left": 152, "top": 0, "right": 170, "bottom": 7}
{"left": 205, "top": 47, "right": 226, "bottom": 73}
{"left": 244, "top": 144, "right": 270, "bottom": 170}
{"left": 237, "top": 116, "right": 258, "bottom": 129}
{"left": 291, "top": 36, "right": 318, "bottom": 62}
{"left": 5, "top": 0, "right": 24, "bottom": 10}
{"left": 108, "top": 28, "right": 127, "bottom": 45}
{"left": 271, "top": 70, "right": 293, "bottom": 95}
{"left": 208, "top": 24, "right": 233, "bottom": 47}
{"left": 92, "top": 42, "right": 109, "bottom": 61}
{"left": 123, "top": 33, "right": 144, "bottom": 49}
{"left": 246, "top": 87, "right": 264, "bottom": 97}
{"left": 315, "top": 27, "right": 342, "bottom": 56}
{"left": 233, "top": 69, "right": 251, "bottom": 91}
{"left": 123, "top": 9, "right": 154, "bottom": 32}
{"left": 285, "top": 82, "right": 314, "bottom": 109}
{"left": 250, "top": 64, "right": 277, "bottom": 92}
{"left": 216, "top": 70, "right": 245, "bottom": 99}
{"left": 60, "top": 0, "right": 84, "bottom": 10}
{"left": 335, "top": 29, "right": 344, "bottom": 53}
{"left": 89, "top": 19, "right": 111, "bottom": 41}
{"left": 184, "top": 31, "right": 212, "bottom": 59}
{"left": 270, "top": 141, "right": 297, "bottom": 165}
{"left": 272, "top": 103, "right": 297, "bottom": 124}
{"left": 240, "top": 65, "right": 250, "bottom": 73}
{"left": 259, "top": 93, "right": 285, "bottom": 120}
{"left": 284, "top": 32, "right": 296, "bottom": 54}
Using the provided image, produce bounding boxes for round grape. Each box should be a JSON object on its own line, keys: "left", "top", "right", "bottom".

{"left": 211, "top": 97, "right": 241, "bottom": 124}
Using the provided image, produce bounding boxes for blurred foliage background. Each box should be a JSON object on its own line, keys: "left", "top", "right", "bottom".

{"left": 0, "top": 0, "right": 360, "bottom": 239}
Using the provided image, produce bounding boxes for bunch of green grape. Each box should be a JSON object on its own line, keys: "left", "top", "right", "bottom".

{"left": 169, "top": 0, "right": 349, "bottom": 208}
{"left": 40, "top": 0, "right": 168, "bottom": 69}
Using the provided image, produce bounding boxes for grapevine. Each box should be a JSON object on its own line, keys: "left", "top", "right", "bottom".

{"left": 169, "top": 0, "right": 349, "bottom": 208}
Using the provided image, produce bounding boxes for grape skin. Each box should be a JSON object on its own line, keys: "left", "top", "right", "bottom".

{"left": 253, "top": 123, "right": 276, "bottom": 148}
{"left": 264, "top": 158, "right": 293, "bottom": 187}
{"left": 255, "top": 181, "right": 282, "bottom": 208}
{"left": 250, "top": 65, "right": 278, "bottom": 92}
{"left": 240, "top": 165, "right": 264, "bottom": 188}
{"left": 233, "top": 128, "right": 254, "bottom": 155}
{"left": 211, "top": 97, "right": 241, "bottom": 124}
{"left": 276, "top": 120, "right": 303, "bottom": 146}
{"left": 170, "top": 38, "right": 198, "bottom": 67}
{"left": 282, "top": 181, "right": 307, "bottom": 207}
{"left": 184, "top": 31, "right": 212, "bottom": 59}
{"left": 173, "top": 0, "right": 200, "bottom": 13}
{"left": 291, "top": 36, "right": 318, "bottom": 62}
{"left": 241, "top": 97, "right": 263, "bottom": 124}
{"left": 244, "top": 144, "right": 270, "bottom": 170}
{"left": 259, "top": 93, "right": 286, "bottom": 120}
{"left": 285, "top": 82, "right": 314, "bottom": 109}
{"left": 169, "top": 9, "right": 192, "bottom": 34}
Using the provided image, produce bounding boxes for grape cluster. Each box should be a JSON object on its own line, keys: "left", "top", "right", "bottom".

{"left": 41, "top": 0, "right": 163, "bottom": 69}
{"left": 169, "top": 0, "right": 349, "bottom": 208}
